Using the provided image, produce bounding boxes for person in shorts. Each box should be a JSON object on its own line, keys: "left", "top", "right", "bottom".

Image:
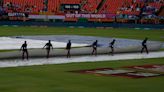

{"left": 43, "top": 40, "right": 53, "bottom": 58}
{"left": 20, "top": 41, "right": 28, "bottom": 60}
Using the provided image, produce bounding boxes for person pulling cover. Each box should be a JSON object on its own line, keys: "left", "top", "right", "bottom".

{"left": 43, "top": 40, "right": 53, "bottom": 58}
{"left": 20, "top": 41, "right": 28, "bottom": 60}
{"left": 109, "top": 39, "right": 116, "bottom": 55}
{"left": 66, "top": 40, "right": 71, "bottom": 58}
{"left": 92, "top": 40, "right": 98, "bottom": 56}
{"left": 141, "top": 37, "right": 149, "bottom": 54}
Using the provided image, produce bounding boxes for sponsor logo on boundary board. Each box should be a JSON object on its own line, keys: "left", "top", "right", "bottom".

{"left": 71, "top": 64, "right": 164, "bottom": 79}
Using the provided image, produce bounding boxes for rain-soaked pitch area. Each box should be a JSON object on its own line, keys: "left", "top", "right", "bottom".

{"left": 0, "top": 35, "right": 163, "bottom": 68}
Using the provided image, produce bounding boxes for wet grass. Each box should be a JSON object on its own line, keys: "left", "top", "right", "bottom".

{"left": 0, "top": 58, "right": 164, "bottom": 92}
{"left": 0, "top": 26, "right": 163, "bottom": 92}
{"left": 0, "top": 26, "right": 163, "bottom": 41}
{"left": 0, "top": 50, "right": 16, "bottom": 52}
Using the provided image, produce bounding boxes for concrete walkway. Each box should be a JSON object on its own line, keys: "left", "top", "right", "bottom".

{"left": 0, "top": 51, "right": 164, "bottom": 68}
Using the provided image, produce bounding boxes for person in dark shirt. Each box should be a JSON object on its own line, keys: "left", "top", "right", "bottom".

{"left": 43, "top": 40, "right": 53, "bottom": 58}
{"left": 141, "top": 37, "right": 149, "bottom": 54}
{"left": 109, "top": 39, "right": 116, "bottom": 55}
{"left": 66, "top": 40, "right": 71, "bottom": 58}
{"left": 92, "top": 40, "right": 98, "bottom": 56}
{"left": 20, "top": 41, "right": 28, "bottom": 60}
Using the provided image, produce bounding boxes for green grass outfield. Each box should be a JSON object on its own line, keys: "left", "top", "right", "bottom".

{"left": 0, "top": 26, "right": 164, "bottom": 92}
{"left": 0, "top": 58, "right": 164, "bottom": 92}
{"left": 0, "top": 26, "right": 163, "bottom": 41}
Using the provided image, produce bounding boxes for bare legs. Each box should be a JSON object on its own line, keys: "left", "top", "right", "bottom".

{"left": 22, "top": 50, "right": 28, "bottom": 60}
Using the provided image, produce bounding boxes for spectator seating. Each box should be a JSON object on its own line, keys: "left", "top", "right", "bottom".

{"left": 2, "top": 0, "right": 163, "bottom": 16}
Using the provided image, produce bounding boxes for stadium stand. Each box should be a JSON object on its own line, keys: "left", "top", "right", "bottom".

{"left": 81, "top": 0, "right": 102, "bottom": 13}
{"left": 3, "top": 0, "right": 44, "bottom": 13}
{"left": 2, "top": 0, "right": 163, "bottom": 14}
{"left": 0, "top": 0, "right": 163, "bottom": 23}
{"left": 48, "top": 0, "right": 59, "bottom": 14}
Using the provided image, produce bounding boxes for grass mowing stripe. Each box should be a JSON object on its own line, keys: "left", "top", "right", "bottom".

{"left": 0, "top": 26, "right": 163, "bottom": 41}
{"left": 0, "top": 58, "right": 164, "bottom": 92}
{"left": 0, "top": 26, "right": 163, "bottom": 92}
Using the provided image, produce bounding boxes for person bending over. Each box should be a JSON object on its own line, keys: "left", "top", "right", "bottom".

{"left": 92, "top": 40, "right": 98, "bottom": 56}
{"left": 109, "top": 39, "right": 116, "bottom": 55}
{"left": 141, "top": 37, "right": 149, "bottom": 54}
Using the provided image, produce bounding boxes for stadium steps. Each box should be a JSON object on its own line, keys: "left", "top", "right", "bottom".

{"left": 96, "top": 0, "right": 106, "bottom": 13}
{"left": 157, "top": 6, "right": 164, "bottom": 16}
